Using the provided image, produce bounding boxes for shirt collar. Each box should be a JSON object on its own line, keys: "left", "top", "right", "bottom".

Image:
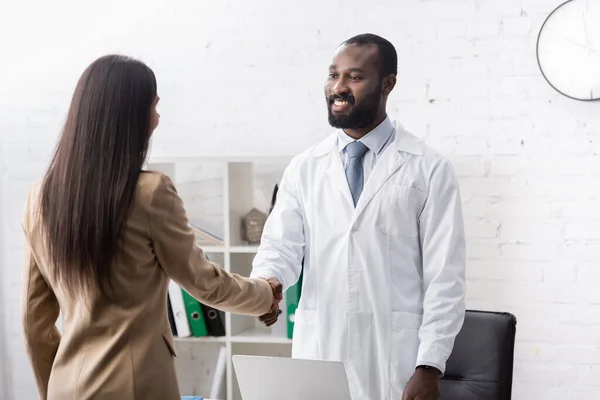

{"left": 337, "top": 116, "right": 394, "bottom": 155}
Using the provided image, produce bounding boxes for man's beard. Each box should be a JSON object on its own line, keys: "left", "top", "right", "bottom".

{"left": 326, "top": 84, "right": 382, "bottom": 130}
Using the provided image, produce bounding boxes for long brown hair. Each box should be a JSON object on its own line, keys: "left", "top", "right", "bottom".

{"left": 40, "top": 54, "right": 157, "bottom": 300}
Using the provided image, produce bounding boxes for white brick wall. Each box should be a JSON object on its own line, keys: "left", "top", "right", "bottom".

{"left": 0, "top": 133, "right": 8, "bottom": 400}
{"left": 2, "top": 0, "right": 599, "bottom": 398}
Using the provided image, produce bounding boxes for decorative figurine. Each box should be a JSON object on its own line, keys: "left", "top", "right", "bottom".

{"left": 241, "top": 207, "right": 267, "bottom": 244}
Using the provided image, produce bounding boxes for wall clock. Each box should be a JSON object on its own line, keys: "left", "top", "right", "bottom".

{"left": 536, "top": 0, "right": 600, "bottom": 101}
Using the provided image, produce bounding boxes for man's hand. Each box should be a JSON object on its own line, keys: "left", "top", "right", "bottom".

{"left": 266, "top": 277, "right": 283, "bottom": 304}
{"left": 401, "top": 366, "right": 440, "bottom": 400}
{"left": 259, "top": 277, "right": 283, "bottom": 327}
{"left": 259, "top": 307, "right": 282, "bottom": 326}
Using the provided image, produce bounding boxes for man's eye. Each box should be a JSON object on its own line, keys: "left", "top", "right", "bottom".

{"left": 329, "top": 73, "right": 338, "bottom": 79}
{"left": 350, "top": 76, "right": 362, "bottom": 81}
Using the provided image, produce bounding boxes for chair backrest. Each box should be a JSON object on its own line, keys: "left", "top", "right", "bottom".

{"left": 439, "top": 310, "right": 517, "bottom": 400}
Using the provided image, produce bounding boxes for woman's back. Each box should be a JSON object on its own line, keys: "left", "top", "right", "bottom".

{"left": 21, "top": 55, "right": 278, "bottom": 400}
{"left": 23, "top": 171, "right": 275, "bottom": 400}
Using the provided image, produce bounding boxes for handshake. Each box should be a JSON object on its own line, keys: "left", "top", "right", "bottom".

{"left": 261, "top": 277, "right": 283, "bottom": 327}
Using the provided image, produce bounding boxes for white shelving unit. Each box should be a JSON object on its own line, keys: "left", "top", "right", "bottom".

{"left": 146, "top": 155, "right": 295, "bottom": 400}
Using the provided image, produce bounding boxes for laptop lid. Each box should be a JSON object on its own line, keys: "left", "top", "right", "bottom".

{"left": 232, "top": 355, "right": 352, "bottom": 400}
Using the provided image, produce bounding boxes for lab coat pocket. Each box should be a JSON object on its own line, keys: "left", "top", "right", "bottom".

{"left": 291, "top": 309, "right": 320, "bottom": 360}
{"left": 378, "top": 185, "right": 426, "bottom": 238}
{"left": 389, "top": 311, "right": 422, "bottom": 390}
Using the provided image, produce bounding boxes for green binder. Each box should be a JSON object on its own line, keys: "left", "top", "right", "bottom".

{"left": 181, "top": 289, "right": 208, "bottom": 337}
{"left": 286, "top": 266, "right": 303, "bottom": 339}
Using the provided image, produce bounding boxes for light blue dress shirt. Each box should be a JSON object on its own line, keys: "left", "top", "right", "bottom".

{"left": 337, "top": 116, "right": 395, "bottom": 185}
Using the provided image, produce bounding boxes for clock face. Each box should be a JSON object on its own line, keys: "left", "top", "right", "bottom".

{"left": 537, "top": 0, "right": 600, "bottom": 101}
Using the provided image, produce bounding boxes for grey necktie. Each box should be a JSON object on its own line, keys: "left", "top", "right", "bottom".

{"left": 345, "top": 141, "right": 368, "bottom": 207}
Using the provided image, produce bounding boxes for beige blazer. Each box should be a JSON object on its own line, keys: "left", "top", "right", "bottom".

{"left": 21, "top": 171, "right": 274, "bottom": 400}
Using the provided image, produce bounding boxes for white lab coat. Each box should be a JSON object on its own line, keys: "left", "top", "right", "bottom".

{"left": 251, "top": 120, "right": 466, "bottom": 400}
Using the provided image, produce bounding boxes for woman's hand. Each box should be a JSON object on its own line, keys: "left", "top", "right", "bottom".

{"left": 259, "top": 277, "right": 283, "bottom": 326}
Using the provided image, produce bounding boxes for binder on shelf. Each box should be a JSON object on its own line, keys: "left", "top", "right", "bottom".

{"left": 181, "top": 289, "right": 209, "bottom": 337}
{"left": 167, "top": 295, "right": 178, "bottom": 336}
{"left": 202, "top": 305, "right": 226, "bottom": 336}
{"left": 168, "top": 280, "right": 192, "bottom": 337}
{"left": 200, "top": 254, "right": 226, "bottom": 337}
{"left": 269, "top": 183, "right": 278, "bottom": 213}
{"left": 286, "top": 268, "right": 302, "bottom": 340}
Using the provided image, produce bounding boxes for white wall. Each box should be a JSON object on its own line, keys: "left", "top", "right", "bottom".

{"left": 0, "top": 130, "right": 8, "bottom": 400}
{"left": 0, "top": 53, "right": 10, "bottom": 395}
{"left": 1, "top": 0, "right": 599, "bottom": 399}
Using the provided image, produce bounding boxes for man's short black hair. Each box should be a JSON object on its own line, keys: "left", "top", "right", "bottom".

{"left": 342, "top": 33, "right": 398, "bottom": 77}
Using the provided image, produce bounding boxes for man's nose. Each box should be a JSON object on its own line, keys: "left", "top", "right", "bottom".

{"left": 330, "top": 78, "right": 348, "bottom": 95}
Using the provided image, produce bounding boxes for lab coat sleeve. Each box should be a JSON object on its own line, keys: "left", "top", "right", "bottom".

{"left": 416, "top": 158, "right": 466, "bottom": 375}
{"left": 250, "top": 161, "right": 305, "bottom": 292}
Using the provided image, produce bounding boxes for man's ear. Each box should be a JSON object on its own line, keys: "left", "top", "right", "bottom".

{"left": 382, "top": 74, "right": 397, "bottom": 96}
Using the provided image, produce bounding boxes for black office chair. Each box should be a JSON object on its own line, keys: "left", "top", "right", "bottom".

{"left": 439, "top": 310, "right": 517, "bottom": 400}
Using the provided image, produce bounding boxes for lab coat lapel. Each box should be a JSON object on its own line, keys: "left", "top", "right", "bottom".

{"left": 352, "top": 145, "right": 406, "bottom": 223}
{"left": 313, "top": 132, "right": 356, "bottom": 208}
{"left": 323, "top": 146, "right": 355, "bottom": 208}
{"left": 352, "top": 121, "right": 423, "bottom": 222}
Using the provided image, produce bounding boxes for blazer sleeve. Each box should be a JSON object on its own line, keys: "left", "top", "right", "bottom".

{"left": 21, "top": 222, "right": 61, "bottom": 398}
{"left": 148, "top": 173, "right": 274, "bottom": 316}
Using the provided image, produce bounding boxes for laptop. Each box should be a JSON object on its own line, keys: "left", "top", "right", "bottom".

{"left": 232, "top": 355, "right": 352, "bottom": 400}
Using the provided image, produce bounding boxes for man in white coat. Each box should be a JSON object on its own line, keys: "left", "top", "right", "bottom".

{"left": 251, "top": 33, "right": 466, "bottom": 400}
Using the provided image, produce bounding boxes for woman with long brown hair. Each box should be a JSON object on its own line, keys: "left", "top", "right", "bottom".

{"left": 20, "top": 54, "right": 281, "bottom": 400}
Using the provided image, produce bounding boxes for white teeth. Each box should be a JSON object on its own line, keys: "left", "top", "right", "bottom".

{"left": 334, "top": 100, "right": 348, "bottom": 105}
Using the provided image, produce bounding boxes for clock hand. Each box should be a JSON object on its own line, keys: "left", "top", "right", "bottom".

{"left": 565, "top": 38, "right": 597, "bottom": 54}
{"left": 582, "top": 11, "right": 590, "bottom": 48}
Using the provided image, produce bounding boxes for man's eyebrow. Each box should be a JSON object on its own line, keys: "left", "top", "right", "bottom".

{"left": 328, "top": 66, "right": 365, "bottom": 73}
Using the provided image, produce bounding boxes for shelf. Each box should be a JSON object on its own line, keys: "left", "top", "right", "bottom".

{"left": 149, "top": 156, "right": 294, "bottom": 400}
{"left": 173, "top": 335, "right": 227, "bottom": 343}
{"left": 230, "top": 328, "right": 292, "bottom": 344}
{"left": 199, "top": 246, "right": 226, "bottom": 253}
{"left": 172, "top": 330, "right": 291, "bottom": 344}
{"left": 229, "top": 245, "right": 259, "bottom": 253}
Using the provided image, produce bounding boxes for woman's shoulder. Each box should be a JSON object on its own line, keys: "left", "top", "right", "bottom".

{"left": 138, "top": 169, "right": 168, "bottom": 188}
{"left": 22, "top": 180, "right": 43, "bottom": 229}
{"left": 135, "top": 170, "right": 177, "bottom": 208}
